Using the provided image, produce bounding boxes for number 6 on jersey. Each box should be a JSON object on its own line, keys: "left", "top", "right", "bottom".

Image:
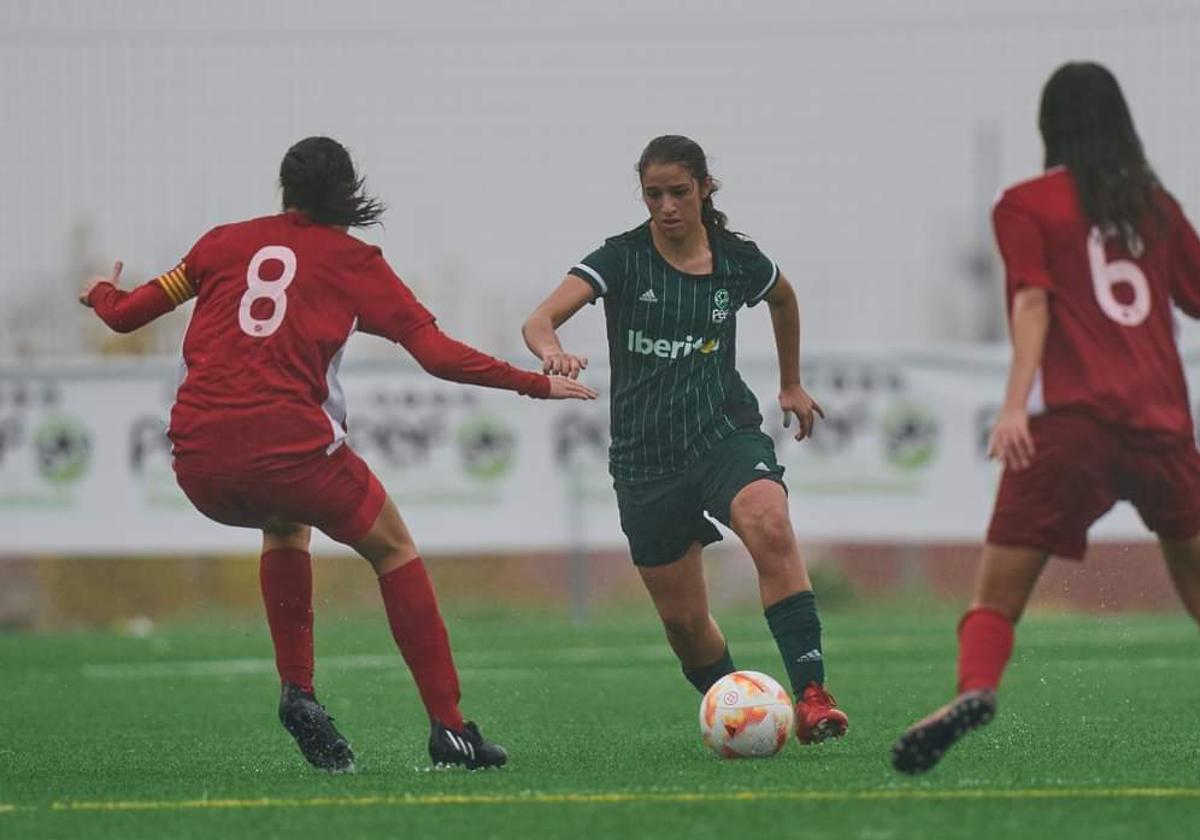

{"left": 239, "top": 245, "right": 297, "bottom": 337}
{"left": 1087, "top": 228, "right": 1150, "bottom": 327}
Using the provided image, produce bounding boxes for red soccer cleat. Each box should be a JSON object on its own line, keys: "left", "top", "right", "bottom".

{"left": 795, "top": 682, "right": 849, "bottom": 744}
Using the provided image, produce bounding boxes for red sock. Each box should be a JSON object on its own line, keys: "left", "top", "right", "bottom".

{"left": 956, "top": 607, "right": 1014, "bottom": 694}
{"left": 377, "top": 558, "right": 464, "bottom": 730}
{"left": 260, "top": 548, "right": 315, "bottom": 693}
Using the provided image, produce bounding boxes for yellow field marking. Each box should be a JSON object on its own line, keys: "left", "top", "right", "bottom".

{"left": 33, "top": 787, "right": 1200, "bottom": 814}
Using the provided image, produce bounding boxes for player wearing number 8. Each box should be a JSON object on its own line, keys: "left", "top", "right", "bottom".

{"left": 891, "top": 63, "right": 1200, "bottom": 775}
{"left": 79, "top": 136, "right": 597, "bottom": 773}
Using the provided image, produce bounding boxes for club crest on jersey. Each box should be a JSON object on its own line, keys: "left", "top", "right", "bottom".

{"left": 627, "top": 330, "right": 720, "bottom": 359}
{"left": 712, "top": 288, "right": 730, "bottom": 323}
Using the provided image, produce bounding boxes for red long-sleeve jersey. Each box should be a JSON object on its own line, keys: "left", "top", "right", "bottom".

{"left": 89, "top": 212, "right": 549, "bottom": 475}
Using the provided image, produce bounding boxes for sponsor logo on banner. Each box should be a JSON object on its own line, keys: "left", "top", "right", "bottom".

{"left": 34, "top": 417, "right": 92, "bottom": 484}
{"left": 457, "top": 415, "right": 515, "bottom": 480}
{"left": 0, "top": 380, "right": 84, "bottom": 508}
{"left": 881, "top": 405, "right": 939, "bottom": 470}
{"left": 129, "top": 413, "right": 189, "bottom": 509}
{"left": 348, "top": 384, "right": 516, "bottom": 504}
{"left": 797, "top": 402, "right": 870, "bottom": 456}
{"left": 766, "top": 360, "right": 935, "bottom": 495}
{"left": 129, "top": 416, "right": 172, "bottom": 475}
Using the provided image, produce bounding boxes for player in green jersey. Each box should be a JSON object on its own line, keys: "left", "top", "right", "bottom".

{"left": 522, "top": 135, "right": 848, "bottom": 743}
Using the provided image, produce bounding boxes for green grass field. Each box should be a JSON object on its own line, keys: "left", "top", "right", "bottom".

{"left": 2, "top": 604, "right": 1198, "bottom": 839}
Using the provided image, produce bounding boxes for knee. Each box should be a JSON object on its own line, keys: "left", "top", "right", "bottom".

{"left": 353, "top": 501, "right": 420, "bottom": 574}
{"left": 738, "top": 503, "right": 796, "bottom": 557}
{"left": 366, "top": 541, "right": 420, "bottom": 576}
{"left": 759, "top": 510, "right": 797, "bottom": 554}
{"left": 660, "top": 609, "right": 712, "bottom": 644}
{"left": 377, "top": 534, "right": 419, "bottom": 559}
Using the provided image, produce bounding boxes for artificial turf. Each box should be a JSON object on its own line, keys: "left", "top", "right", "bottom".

{"left": 2, "top": 605, "right": 1198, "bottom": 839}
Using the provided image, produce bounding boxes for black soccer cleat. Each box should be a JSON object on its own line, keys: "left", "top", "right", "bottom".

{"left": 278, "top": 683, "right": 355, "bottom": 773}
{"left": 428, "top": 720, "right": 509, "bottom": 770}
{"left": 891, "top": 689, "right": 997, "bottom": 775}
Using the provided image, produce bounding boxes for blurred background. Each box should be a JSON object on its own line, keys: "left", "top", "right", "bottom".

{"left": 2, "top": 0, "right": 1199, "bottom": 630}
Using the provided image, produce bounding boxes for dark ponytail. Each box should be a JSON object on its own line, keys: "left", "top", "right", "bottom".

{"left": 1039, "top": 62, "right": 1164, "bottom": 251}
{"left": 279, "top": 136, "right": 385, "bottom": 228}
{"left": 637, "top": 135, "right": 730, "bottom": 232}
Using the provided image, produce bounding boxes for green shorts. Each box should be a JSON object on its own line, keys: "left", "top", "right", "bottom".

{"left": 613, "top": 428, "right": 787, "bottom": 567}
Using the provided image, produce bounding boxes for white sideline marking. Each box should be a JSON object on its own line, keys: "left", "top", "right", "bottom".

{"left": 75, "top": 622, "right": 1196, "bottom": 681}
{"left": 80, "top": 642, "right": 777, "bottom": 680}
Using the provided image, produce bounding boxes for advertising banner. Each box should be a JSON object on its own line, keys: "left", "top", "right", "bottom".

{"left": 2, "top": 350, "right": 1197, "bottom": 555}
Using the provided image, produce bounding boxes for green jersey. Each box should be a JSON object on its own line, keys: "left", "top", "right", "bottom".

{"left": 569, "top": 222, "right": 780, "bottom": 482}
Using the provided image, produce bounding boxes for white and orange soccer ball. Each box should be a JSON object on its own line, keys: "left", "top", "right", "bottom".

{"left": 699, "top": 670, "right": 795, "bottom": 759}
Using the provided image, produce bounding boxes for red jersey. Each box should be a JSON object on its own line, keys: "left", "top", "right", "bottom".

{"left": 993, "top": 168, "right": 1200, "bottom": 439}
{"left": 163, "top": 213, "right": 434, "bottom": 474}
{"left": 86, "top": 210, "right": 545, "bottom": 477}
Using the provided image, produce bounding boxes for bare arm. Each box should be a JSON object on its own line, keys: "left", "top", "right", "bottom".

{"left": 988, "top": 286, "right": 1050, "bottom": 470}
{"left": 521, "top": 274, "right": 595, "bottom": 379}
{"left": 763, "top": 273, "right": 823, "bottom": 441}
{"left": 766, "top": 273, "right": 801, "bottom": 388}
{"left": 989, "top": 190, "right": 1054, "bottom": 470}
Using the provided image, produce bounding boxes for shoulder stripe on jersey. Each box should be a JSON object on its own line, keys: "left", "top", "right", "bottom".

{"left": 749, "top": 262, "right": 780, "bottom": 304}
{"left": 572, "top": 263, "right": 607, "bottom": 295}
{"left": 154, "top": 263, "right": 196, "bottom": 306}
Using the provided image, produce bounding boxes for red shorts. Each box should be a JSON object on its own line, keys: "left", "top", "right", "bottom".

{"left": 987, "top": 410, "right": 1200, "bottom": 560}
{"left": 174, "top": 444, "right": 387, "bottom": 545}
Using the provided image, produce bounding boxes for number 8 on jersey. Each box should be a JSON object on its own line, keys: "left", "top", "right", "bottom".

{"left": 239, "top": 245, "right": 297, "bottom": 338}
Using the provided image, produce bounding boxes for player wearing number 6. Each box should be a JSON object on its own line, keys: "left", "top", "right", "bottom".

{"left": 892, "top": 63, "right": 1200, "bottom": 774}
{"left": 79, "top": 136, "right": 597, "bottom": 774}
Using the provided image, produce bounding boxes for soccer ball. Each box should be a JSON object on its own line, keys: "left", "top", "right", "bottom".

{"left": 699, "top": 671, "right": 794, "bottom": 759}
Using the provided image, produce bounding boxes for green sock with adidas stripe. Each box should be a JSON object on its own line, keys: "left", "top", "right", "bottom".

{"left": 764, "top": 590, "right": 825, "bottom": 696}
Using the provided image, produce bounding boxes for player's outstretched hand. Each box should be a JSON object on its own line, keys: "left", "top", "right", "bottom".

{"left": 79, "top": 260, "right": 123, "bottom": 307}
{"left": 542, "top": 351, "right": 588, "bottom": 380}
{"left": 780, "top": 383, "right": 824, "bottom": 441}
{"left": 988, "top": 406, "right": 1035, "bottom": 471}
{"left": 544, "top": 375, "right": 599, "bottom": 401}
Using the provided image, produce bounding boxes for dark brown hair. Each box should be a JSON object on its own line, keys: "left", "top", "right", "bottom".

{"left": 279, "top": 136, "right": 385, "bottom": 228}
{"left": 637, "top": 135, "right": 729, "bottom": 231}
{"left": 1039, "top": 62, "right": 1163, "bottom": 248}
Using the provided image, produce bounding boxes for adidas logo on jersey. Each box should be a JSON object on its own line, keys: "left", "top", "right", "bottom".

{"left": 627, "top": 330, "right": 720, "bottom": 359}
{"left": 639, "top": 289, "right": 659, "bottom": 303}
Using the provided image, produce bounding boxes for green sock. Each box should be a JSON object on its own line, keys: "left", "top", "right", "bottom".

{"left": 764, "top": 590, "right": 824, "bottom": 695}
{"left": 682, "top": 646, "right": 735, "bottom": 694}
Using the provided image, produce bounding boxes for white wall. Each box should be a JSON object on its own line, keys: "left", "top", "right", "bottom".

{"left": 3, "top": 0, "right": 1199, "bottom": 362}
